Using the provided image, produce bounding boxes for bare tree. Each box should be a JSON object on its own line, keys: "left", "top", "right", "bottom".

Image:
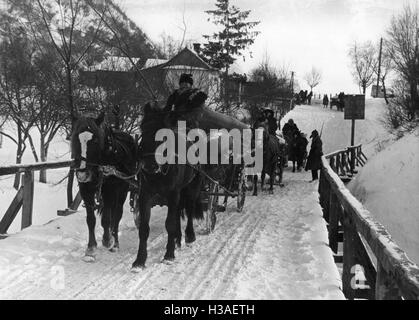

{"left": 348, "top": 41, "right": 377, "bottom": 94}
{"left": 30, "top": 0, "right": 106, "bottom": 122}
{"left": 374, "top": 40, "right": 394, "bottom": 104}
{"left": 386, "top": 4, "right": 419, "bottom": 119}
{"left": 243, "top": 56, "right": 292, "bottom": 123}
{"left": 0, "top": 18, "right": 41, "bottom": 188}
{"left": 304, "top": 67, "right": 322, "bottom": 91}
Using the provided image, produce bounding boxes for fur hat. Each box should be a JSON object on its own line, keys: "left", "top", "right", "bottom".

{"left": 179, "top": 73, "right": 193, "bottom": 86}
{"left": 310, "top": 130, "right": 319, "bottom": 138}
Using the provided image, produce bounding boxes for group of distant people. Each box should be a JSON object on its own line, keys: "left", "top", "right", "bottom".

{"left": 253, "top": 111, "right": 323, "bottom": 182}
{"left": 322, "top": 92, "right": 345, "bottom": 111}
{"left": 281, "top": 119, "right": 323, "bottom": 181}
{"left": 294, "top": 90, "right": 314, "bottom": 105}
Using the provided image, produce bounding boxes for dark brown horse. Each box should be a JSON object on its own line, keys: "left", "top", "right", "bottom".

{"left": 252, "top": 127, "right": 282, "bottom": 195}
{"left": 287, "top": 131, "right": 309, "bottom": 173}
{"left": 71, "top": 113, "right": 137, "bottom": 262}
{"left": 132, "top": 103, "right": 204, "bottom": 271}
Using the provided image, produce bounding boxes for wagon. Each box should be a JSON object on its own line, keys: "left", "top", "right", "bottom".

{"left": 199, "top": 163, "right": 247, "bottom": 233}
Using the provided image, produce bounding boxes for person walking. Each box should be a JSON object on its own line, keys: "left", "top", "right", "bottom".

{"left": 307, "top": 91, "right": 313, "bottom": 105}
{"left": 322, "top": 94, "right": 329, "bottom": 108}
{"left": 305, "top": 129, "right": 323, "bottom": 181}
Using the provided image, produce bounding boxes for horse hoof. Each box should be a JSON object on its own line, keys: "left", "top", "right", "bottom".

{"left": 185, "top": 234, "right": 196, "bottom": 244}
{"left": 162, "top": 258, "right": 175, "bottom": 265}
{"left": 131, "top": 265, "right": 145, "bottom": 273}
{"left": 269, "top": 190, "right": 274, "bottom": 195}
{"left": 82, "top": 255, "right": 96, "bottom": 263}
{"left": 110, "top": 246, "right": 120, "bottom": 253}
{"left": 102, "top": 237, "right": 115, "bottom": 250}
{"left": 279, "top": 183, "right": 285, "bottom": 188}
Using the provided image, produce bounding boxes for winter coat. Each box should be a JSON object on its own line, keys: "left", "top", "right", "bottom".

{"left": 164, "top": 88, "right": 207, "bottom": 112}
{"left": 267, "top": 117, "right": 278, "bottom": 135}
{"left": 305, "top": 135, "right": 323, "bottom": 171}
{"left": 323, "top": 96, "right": 329, "bottom": 105}
{"left": 282, "top": 123, "right": 299, "bottom": 139}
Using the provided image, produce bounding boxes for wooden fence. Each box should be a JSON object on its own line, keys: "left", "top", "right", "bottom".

{"left": 319, "top": 144, "right": 419, "bottom": 299}
{"left": 0, "top": 161, "right": 80, "bottom": 237}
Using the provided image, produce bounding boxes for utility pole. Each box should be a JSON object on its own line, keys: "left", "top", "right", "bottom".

{"left": 375, "top": 38, "right": 383, "bottom": 98}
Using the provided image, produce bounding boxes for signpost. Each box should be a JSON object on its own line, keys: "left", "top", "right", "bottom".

{"left": 344, "top": 94, "right": 365, "bottom": 172}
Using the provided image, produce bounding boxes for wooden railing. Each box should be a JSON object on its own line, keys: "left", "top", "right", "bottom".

{"left": 319, "top": 144, "right": 419, "bottom": 300}
{"left": 0, "top": 160, "right": 80, "bottom": 237}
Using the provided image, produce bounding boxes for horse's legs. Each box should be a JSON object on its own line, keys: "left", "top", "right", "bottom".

{"left": 132, "top": 192, "right": 151, "bottom": 269}
{"left": 111, "top": 184, "right": 129, "bottom": 252}
{"left": 80, "top": 183, "right": 97, "bottom": 259}
{"left": 101, "top": 185, "right": 114, "bottom": 249}
{"left": 278, "top": 161, "right": 285, "bottom": 187}
{"left": 164, "top": 191, "right": 180, "bottom": 261}
{"left": 85, "top": 205, "right": 97, "bottom": 253}
{"left": 261, "top": 169, "right": 266, "bottom": 191}
{"left": 253, "top": 174, "right": 258, "bottom": 196}
{"left": 269, "top": 167, "right": 275, "bottom": 193}
{"left": 185, "top": 198, "right": 196, "bottom": 244}
{"left": 175, "top": 206, "right": 182, "bottom": 248}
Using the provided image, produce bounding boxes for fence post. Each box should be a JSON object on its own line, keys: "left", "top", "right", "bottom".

{"left": 21, "top": 170, "right": 34, "bottom": 229}
{"left": 336, "top": 154, "right": 341, "bottom": 176}
{"left": 67, "top": 168, "right": 75, "bottom": 208}
{"left": 319, "top": 170, "right": 330, "bottom": 223}
{"left": 376, "top": 263, "right": 402, "bottom": 300}
{"left": 328, "top": 192, "right": 340, "bottom": 254}
{"left": 329, "top": 157, "right": 336, "bottom": 173}
{"left": 342, "top": 209, "right": 356, "bottom": 299}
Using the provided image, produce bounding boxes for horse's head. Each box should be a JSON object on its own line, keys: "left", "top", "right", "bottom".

{"left": 71, "top": 112, "right": 106, "bottom": 183}
{"left": 139, "top": 102, "right": 169, "bottom": 174}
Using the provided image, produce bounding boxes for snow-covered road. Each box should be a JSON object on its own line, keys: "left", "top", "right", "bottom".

{"left": 0, "top": 167, "right": 344, "bottom": 300}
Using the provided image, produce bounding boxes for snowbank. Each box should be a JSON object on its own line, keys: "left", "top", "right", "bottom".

{"left": 348, "top": 131, "right": 419, "bottom": 265}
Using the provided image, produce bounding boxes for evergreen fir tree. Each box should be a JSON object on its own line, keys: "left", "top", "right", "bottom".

{"left": 201, "top": 0, "right": 260, "bottom": 72}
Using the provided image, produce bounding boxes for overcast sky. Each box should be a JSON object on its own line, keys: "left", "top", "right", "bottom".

{"left": 121, "top": 0, "right": 418, "bottom": 95}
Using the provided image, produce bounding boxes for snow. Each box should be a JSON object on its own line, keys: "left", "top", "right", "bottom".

{"left": 90, "top": 56, "right": 141, "bottom": 72}
{"left": 0, "top": 168, "right": 344, "bottom": 299}
{"left": 348, "top": 130, "right": 419, "bottom": 265}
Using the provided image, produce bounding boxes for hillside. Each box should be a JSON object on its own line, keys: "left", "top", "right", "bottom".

{"left": 3, "top": 0, "right": 161, "bottom": 62}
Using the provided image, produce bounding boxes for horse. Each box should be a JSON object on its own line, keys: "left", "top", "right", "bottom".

{"left": 252, "top": 127, "right": 281, "bottom": 196}
{"left": 70, "top": 112, "right": 138, "bottom": 262}
{"left": 132, "top": 102, "right": 204, "bottom": 270}
{"left": 287, "top": 131, "right": 308, "bottom": 172}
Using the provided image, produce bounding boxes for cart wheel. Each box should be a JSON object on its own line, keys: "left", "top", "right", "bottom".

{"left": 206, "top": 184, "right": 219, "bottom": 232}
{"left": 237, "top": 170, "right": 246, "bottom": 212}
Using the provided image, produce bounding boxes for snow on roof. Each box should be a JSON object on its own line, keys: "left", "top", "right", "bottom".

{"left": 90, "top": 56, "right": 140, "bottom": 72}
{"left": 142, "top": 59, "right": 168, "bottom": 69}
{"left": 162, "top": 65, "right": 209, "bottom": 71}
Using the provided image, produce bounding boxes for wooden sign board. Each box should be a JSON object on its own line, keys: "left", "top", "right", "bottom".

{"left": 344, "top": 95, "right": 365, "bottom": 120}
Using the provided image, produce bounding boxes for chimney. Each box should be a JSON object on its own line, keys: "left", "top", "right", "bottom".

{"left": 193, "top": 43, "right": 201, "bottom": 54}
